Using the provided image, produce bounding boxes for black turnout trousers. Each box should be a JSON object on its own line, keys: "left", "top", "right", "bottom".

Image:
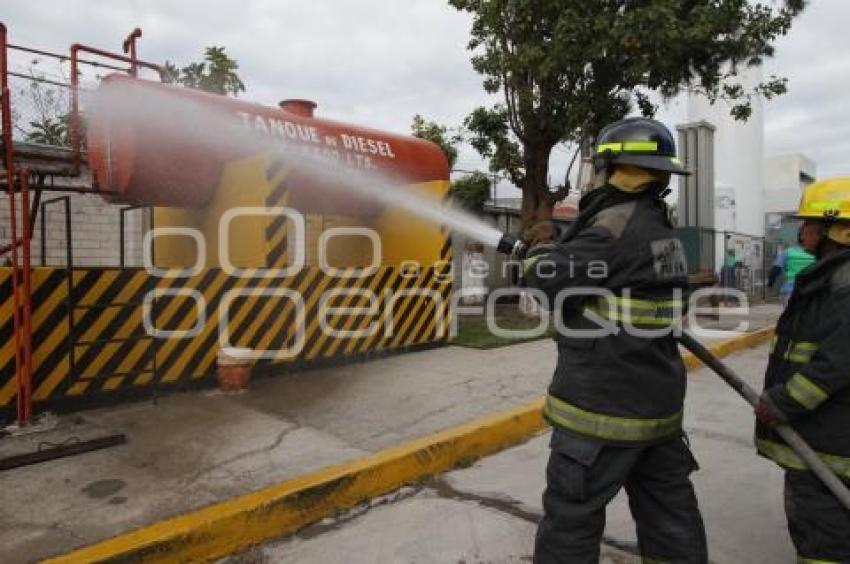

{"left": 535, "top": 429, "right": 708, "bottom": 564}
{"left": 784, "top": 470, "right": 850, "bottom": 563}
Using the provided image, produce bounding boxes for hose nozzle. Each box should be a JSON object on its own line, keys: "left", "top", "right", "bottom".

{"left": 496, "top": 233, "right": 528, "bottom": 258}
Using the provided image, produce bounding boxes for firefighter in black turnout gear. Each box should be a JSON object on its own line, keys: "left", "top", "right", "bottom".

{"left": 525, "top": 117, "right": 707, "bottom": 563}
{"left": 755, "top": 178, "right": 850, "bottom": 563}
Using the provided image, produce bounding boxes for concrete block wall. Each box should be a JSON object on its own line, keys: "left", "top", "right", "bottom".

{"left": 0, "top": 191, "right": 144, "bottom": 267}
{"left": 451, "top": 210, "right": 517, "bottom": 293}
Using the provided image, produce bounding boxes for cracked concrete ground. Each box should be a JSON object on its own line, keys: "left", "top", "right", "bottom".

{"left": 232, "top": 342, "right": 797, "bottom": 564}
{"left": 0, "top": 305, "right": 780, "bottom": 562}
{"left": 0, "top": 338, "right": 561, "bottom": 562}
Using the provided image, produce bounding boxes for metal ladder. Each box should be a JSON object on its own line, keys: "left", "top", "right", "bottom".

{"left": 41, "top": 197, "right": 158, "bottom": 396}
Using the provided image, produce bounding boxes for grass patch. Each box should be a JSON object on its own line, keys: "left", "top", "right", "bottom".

{"left": 452, "top": 306, "right": 553, "bottom": 349}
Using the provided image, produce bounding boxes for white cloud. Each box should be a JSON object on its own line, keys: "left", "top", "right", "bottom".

{"left": 762, "top": 0, "right": 850, "bottom": 177}
{"left": 3, "top": 0, "right": 844, "bottom": 183}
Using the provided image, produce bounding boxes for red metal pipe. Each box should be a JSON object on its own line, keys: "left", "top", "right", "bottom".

{"left": 70, "top": 43, "right": 80, "bottom": 173}
{"left": 1, "top": 23, "right": 18, "bottom": 250}
{"left": 122, "top": 28, "right": 142, "bottom": 78}
{"left": 69, "top": 40, "right": 162, "bottom": 174}
{"left": 8, "top": 43, "right": 138, "bottom": 72}
{"left": 18, "top": 167, "right": 33, "bottom": 425}
{"left": 1, "top": 23, "right": 13, "bottom": 176}
{"left": 70, "top": 43, "right": 159, "bottom": 71}
{"left": 1, "top": 22, "right": 26, "bottom": 425}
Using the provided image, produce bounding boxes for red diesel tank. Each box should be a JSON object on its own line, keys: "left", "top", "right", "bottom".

{"left": 86, "top": 74, "right": 449, "bottom": 212}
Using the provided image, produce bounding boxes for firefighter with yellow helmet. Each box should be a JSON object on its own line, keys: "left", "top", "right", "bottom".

{"left": 755, "top": 177, "right": 850, "bottom": 563}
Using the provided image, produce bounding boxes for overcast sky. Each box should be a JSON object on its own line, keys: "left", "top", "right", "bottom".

{"left": 4, "top": 1, "right": 849, "bottom": 189}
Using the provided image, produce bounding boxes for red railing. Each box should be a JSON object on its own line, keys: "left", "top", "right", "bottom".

{"left": 122, "top": 27, "right": 143, "bottom": 77}
{"left": 1, "top": 22, "right": 34, "bottom": 425}
{"left": 16, "top": 168, "right": 33, "bottom": 425}
{"left": 0, "top": 23, "right": 159, "bottom": 425}
{"left": 69, "top": 37, "right": 160, "bottom": 173}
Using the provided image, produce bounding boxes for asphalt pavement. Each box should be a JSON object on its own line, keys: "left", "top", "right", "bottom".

{"left": 232, "top": 342, "right": 796, "bottom": 564}
{"left": 0, "top": 305, "right": 781, "bottom": 562}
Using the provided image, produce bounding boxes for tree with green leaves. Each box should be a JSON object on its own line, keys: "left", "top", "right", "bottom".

{"left": 21, "top": 45, "right": 245, "bottom": 147}
{"left": 17, "top": 64, "right": 74, "bottom": 147}
{"left": 160, "top": 46, "right": 245, "bottom": 97}
{"left": 411, "top": 114, "right": 460, "bottom": 169}
{"left": 451, "top": 171, "right": 492, "bottom": 214}
{"left": 411, "top": 115, "right": 492, "bottom": 215}
{"left": 25, "top": 114, "right": 70, "bottom": 146}
{"left": 449, "top": 0, "right": 806, "bottom": 229}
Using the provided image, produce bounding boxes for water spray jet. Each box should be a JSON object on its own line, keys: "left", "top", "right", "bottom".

{"left": 85, "top": 75, "right": 509, "bottom": 252}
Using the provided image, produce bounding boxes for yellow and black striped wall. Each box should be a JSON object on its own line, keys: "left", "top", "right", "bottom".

{"left": 0, "top": 155, "right": 452, "bottom": 420}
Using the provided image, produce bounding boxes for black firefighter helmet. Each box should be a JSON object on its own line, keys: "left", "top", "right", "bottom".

{"left": 593, "top": 117, "right": 689, "bottom": 176}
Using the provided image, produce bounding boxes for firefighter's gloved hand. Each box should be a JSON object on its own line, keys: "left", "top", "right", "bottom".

{"left": 521, "top": 243, "right": 556, "bottom": 276}
{"left": 523, "top": 221, "right": 557, "bottom": 248}
{"left": 754, "top": 392, "right": 788, "bottom": 427}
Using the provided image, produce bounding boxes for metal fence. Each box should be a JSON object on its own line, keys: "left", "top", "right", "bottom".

{"left": 676, "top": 226, "right": 783, "bottom": 302}
{"left": 5, "top": 42, "right": 160, "bottom": 149}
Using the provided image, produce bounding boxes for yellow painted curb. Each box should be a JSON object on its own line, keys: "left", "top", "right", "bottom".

{"left": 46, "top": 327, "right": 774, "bottom": 563}
{"left": 682, "top": 326, "right": 774, "bottom": 371}
{"left": 44, "top": 399, "right": 547, "bottom": 563}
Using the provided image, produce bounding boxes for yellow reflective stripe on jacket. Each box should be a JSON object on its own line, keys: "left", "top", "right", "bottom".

{"left": 773, "top": 338, "right": 818, "bottom": 363}
{"left": 798, "top": 557, "right": 840, "bottom": 564}
{"left": 785, "top": 341, "right": 818, "bottom": 363}
{"left": 585, "top": 296, "right": 683, "bottom": 327}
{"left": 756, "top": 438, "right": 850, "bottom": 479}
{"left": 597, "top": 141, "right": 659, "bottom": 153}
{"left": 522, "top": 255, "right": 542, "bottom": 274}
{"left": 785, "top": 372, "right": 829, "bottom": 410}
{"left": 544, "top": 395, "right": 683, "bottom": 442}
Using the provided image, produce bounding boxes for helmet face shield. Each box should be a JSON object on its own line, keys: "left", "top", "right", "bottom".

{"left": 594, "top": 117, "right": 689, "bottom": 176}
{"left": 609, "top": 153, "right": 689, "bottom": 175}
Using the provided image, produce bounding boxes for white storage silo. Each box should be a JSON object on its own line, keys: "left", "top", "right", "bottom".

{"left": 686, "top": 66, "right": 765, "bottom": 238}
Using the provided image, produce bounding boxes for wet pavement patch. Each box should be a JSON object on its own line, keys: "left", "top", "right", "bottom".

{"left": 81, "top": 479, "right": 126, "bottom": 499}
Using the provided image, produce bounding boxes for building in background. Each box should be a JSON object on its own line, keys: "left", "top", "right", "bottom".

{"left": 686, "top": 67, "right": 765, "bottom": 239}
{"left": 764, "top": 153, "right": 817, "bottom": 245}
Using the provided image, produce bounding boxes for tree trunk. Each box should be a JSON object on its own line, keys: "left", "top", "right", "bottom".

{"left": 520, "top": 141, "right": 553, "bottom": 233}
{"left": 520, "top": 186, "right": 541, "bottom": 232}
{"left": 576, "top": 137, "right": 597, "bottom": 195}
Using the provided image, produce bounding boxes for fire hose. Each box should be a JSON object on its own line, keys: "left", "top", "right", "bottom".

{"left": 497, "top": 231, "right": 850, "bottom": 510}
{"left": 678, "top": 331, "right": 850, "bottom": 512}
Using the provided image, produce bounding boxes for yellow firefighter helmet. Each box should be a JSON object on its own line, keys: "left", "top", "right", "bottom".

{"left": 797, "top": 177, "right": 850, "bottom": 221}
{"left": 796, "top": 177, "right": 850, "bottom": 245}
